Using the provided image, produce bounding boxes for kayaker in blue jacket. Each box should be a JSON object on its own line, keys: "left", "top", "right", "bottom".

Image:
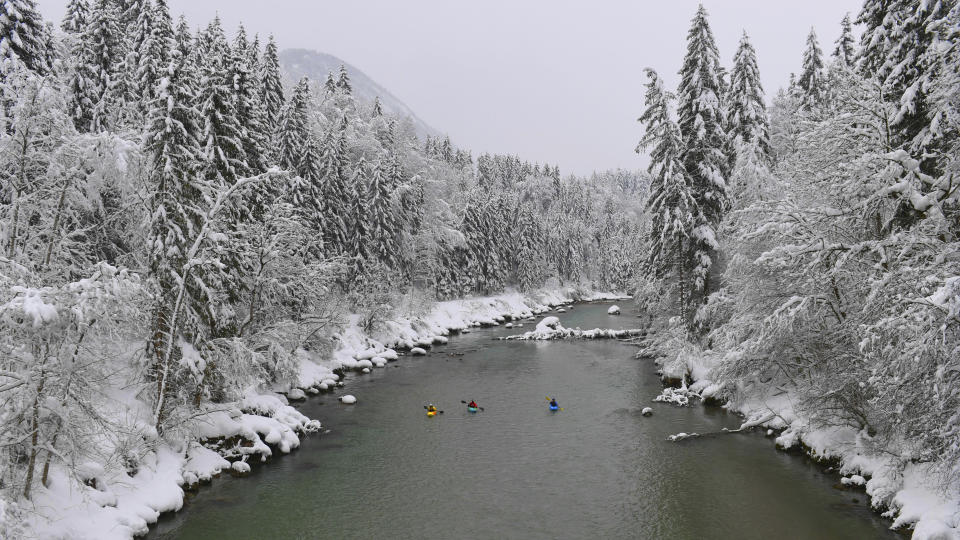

{"left": 549, "top": 398, "right": 558, "bottom": 408}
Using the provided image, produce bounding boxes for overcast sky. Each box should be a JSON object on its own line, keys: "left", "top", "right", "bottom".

{"left": 39, "top": 0, "right": 863, "bottom": 175}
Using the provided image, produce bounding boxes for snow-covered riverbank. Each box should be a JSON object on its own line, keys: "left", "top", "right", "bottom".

{"left": 649, "top": 338, "right": 960, "bottom": 539}
{"left": 15, "top": 288, "right": 626, "bottom": 539}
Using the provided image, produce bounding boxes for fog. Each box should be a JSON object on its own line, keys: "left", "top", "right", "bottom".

{"left": 39, "top": 0, "right": 863, "bottom": 174}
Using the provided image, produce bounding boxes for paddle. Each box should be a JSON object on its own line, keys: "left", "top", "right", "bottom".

{"left": 545, "top": 396, "right": 564, "bottom": 411}
{"left": 423, "top": 405, "right": 444, "bottom": 414}
{"left": 460, "top": 400, "right": 485, "bottom": 411}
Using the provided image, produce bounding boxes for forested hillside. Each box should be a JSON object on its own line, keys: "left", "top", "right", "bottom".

{"left": 0, "top": 0, "right": 644, "bottom": 533}
{"left": 638, "top": 2, "right": 960, "bottom": 532}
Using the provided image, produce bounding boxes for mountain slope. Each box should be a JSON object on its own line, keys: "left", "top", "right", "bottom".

{"left": 280, "top": 48, "right": 438, "bottom": 138}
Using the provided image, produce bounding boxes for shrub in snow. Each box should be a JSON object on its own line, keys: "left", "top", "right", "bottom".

{"left": 339, "top": 395, "right": 357, "bottom": 404}
{"left": 411, "top": 347, "right": 427, "bottom": 356}
{"left": 608, "top": 305, "right": 621, "bottom": 315}
{"left": 653, "top": 385, "right": 698, "bottom": 406}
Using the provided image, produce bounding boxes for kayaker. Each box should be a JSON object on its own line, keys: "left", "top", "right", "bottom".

{"left": 549, "top": 398, "right": 558, "bottom": 408}
{"left": 427, "top": 404, "right": 437, "bottom": 413}
{"left": 467, "top": 400, "right": 478, "bottom": 409}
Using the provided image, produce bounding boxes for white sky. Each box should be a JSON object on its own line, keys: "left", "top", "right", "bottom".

{"left": 39, "top": 0, "right": 863, "bottom": 175}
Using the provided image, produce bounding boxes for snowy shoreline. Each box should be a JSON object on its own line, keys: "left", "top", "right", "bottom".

{"left": 650, "top": 344, "right": 960, "bottom": 539}
{"left": 22, "top": 288, "right": 626, "bottom": 539}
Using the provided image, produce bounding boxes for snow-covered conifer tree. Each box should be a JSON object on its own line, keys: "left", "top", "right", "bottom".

{"left": 727, "top": 31, "right": 770, "bottom": 159}
{"left": 61, "top": 0, "right": 90, "bottom": 34}
{"left": 0, "top": 0, "right": 50, "bottom": 74}
{"left": 833, "top": 13, "right": 855, "bottom": 65}
{"left": 198, "top": 17, "right": 247, "bottom": 184}
{"left": 798, "top": 28, "right": 825, "bottom": 108}
{"left": 261, "top": 35, "right": 284, "bottom": 136}
{"left": 276, "top": 77, "right": 311, "bottom": 174}
{"left": 676, "top": 4, "right": 726, "bottom": 299}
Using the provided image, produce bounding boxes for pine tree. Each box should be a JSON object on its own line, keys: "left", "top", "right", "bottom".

{"left": 833, "top": 13, "right": 855, "bottom": 65}
{"left": 347, "top": 157, "right": 370, "bottom": 265}
{"left": 261, "top": 35, "right": 284, "bottom": 135}
{"left": 675, "top": 4, "right": 726, "bottom": 297}
{"left": 728, "top": 32, "right": 770, "bottom": 159}
{"left": 135, "top": 0, "right": 171, "bottom": 115}
{"left": 336, "top": 64, "right": 352, "bottom": 93}
{"left": 143, "top": 36, "right": 205, "bottom": 426}
{"left": 324, "top": 71, "right": 336, "bottom": 95}
{"left": 856, "top": 0, "right": 897, "bottom": 79}
{"left": 372, "top": 96, "right": 383, "bottom": 117}
{"left": 72, "top": 0, "right": 122, "bottom": 132}
{"left": 798, "top": 28, "right": 825, "bottom": 108}
{"left": 232, "top": 25, "right": 269, "bottom": 174}
{"left": 366, "top": 159, "right": 398, "bottom": 267}
{"left": 0, "top": 0, "right": 51, "bottom": 74}
{"left": 276, "top": 77, "right": 311, "bottom": 173}
{"left": 197, "top": 17, "right": 247, "bottom": 184}
{"left": 318, "top": 119, "right": 350, "bottom": 255}
{"left": 297, "top": 134, "right": 324, "bottom": 232}
{"left": 118, "top": 0, "right": 154, "bottom": 122}
{"left": 61, "top": 0, "right": 90, "bottom": 34}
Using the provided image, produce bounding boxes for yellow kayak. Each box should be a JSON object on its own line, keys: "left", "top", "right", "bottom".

{"left": 427, "top": 410, "right": 437, "bottom": 417}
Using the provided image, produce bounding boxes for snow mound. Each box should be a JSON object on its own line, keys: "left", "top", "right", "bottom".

{"left": 608, "top": 305, "right": 621, "bottom": 315}
{"left": 340, "top": 395, "right": 357, "bottom": 404}
{"left": 411, "top": 347, "right": 427, "bottom": 356}
{"left": 641, "top": 407, "right": 653, "bottom": 417}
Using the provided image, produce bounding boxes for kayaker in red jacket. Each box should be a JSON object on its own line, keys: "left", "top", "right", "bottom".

{"left": 467, "top": 400, "right": 478, "bottom": 408}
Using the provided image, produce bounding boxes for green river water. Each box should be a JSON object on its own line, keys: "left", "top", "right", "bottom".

{"left": 147, "top": 301, "right": 899, "bottom": 539}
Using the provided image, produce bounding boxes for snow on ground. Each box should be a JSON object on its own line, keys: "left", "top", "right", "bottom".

{"left": 27, "top": 287, "right": 626, "bottom": 539}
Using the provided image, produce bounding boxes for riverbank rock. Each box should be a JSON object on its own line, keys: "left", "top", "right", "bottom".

{"left": 411, "top": 347, "right": 427, "bottom": 356}
{"left": 230, "top": 461, "right": 251, "bottom": 476}
{"left": 340, "top": 395, "right": 357, "bottom": 404}
{"left": 505, "top": 322, "right": 514, "bottom": 328}
{"left": 641, "top": 407, "right": 653, "bottom": 417}
{"left": 608, "top": 305, "right": 621, "bottom": 315}
{"left": 286, "top": 388, "right": 306, "bottom": 401}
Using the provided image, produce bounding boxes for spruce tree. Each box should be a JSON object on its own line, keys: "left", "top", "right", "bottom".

{"left": 61, "top": 0, "right": 90, "bottom": 34}
{"left": 856, "top": 0, "right": 896, "bottom": 79}
{"left": 297, "top": 135, "right": 324, "bottom": 231}
{"left": 798, "top": 28, "right": 825, "bottom": 108}
{"left": 0, "top": 0, "right": 51, "bottom": 74}
{"left": 261, "top": 35, "right": 284, "bottom": 135}
{"left": 276, "top": 77, "right": 312, "bottom": 173}
{"left": 318, "top": 120, "right": 350, "bottom": 255}
{"left": 324, "top": 71, "right": 336, "bottom": 94}
{"left": 73, "top": 0, "right": 122, "bottom": 132}
{"left": 366, "top": 159, "right": 398, "bottom": 267}
{"left": 728, "top": 32, "right": 770, "bottom": 158}
{"left": 833, "top": 13, "right": 855, "bottom": 65}
{"left": 347, "top": 157, "right": 370, "bottom": 265}
{"left": 232, "top": 25, "right": 269, "bottom": 174}
{"left": 118, "top": 0, "right": 153, "bottom": 122}
{"left": 675, "top": 4, "right": 726, "bottom": 297}
{"left": 136, "top": 0, "right": 171, "bottom": 113}
{"left": 198, "top": 17, "right": 247, "bottom": 184}
{"left": 337, "top": 64, "right": 352, "bottom": 93}
{"left": 143, "top": 38, "right": 205, "bottom": 425}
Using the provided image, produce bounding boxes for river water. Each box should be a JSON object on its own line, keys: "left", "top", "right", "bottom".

{"left": 148, "top": 301, "right": 899, "bottom": 539}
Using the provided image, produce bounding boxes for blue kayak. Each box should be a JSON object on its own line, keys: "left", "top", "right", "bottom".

{"left": 468, "top": 407, "right": 478, "bottom": 413}
{"left": 549, "top": 405, "right": 559, "bottom": 411}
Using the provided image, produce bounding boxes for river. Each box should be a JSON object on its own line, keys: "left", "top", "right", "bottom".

{"left": 148, "top": 301, "right": 899, "bottom": 539}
